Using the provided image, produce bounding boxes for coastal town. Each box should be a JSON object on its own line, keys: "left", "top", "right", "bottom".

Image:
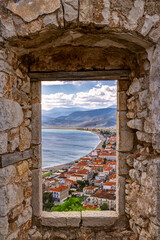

{"left": 42, "top": 130, "right": 116, "bottom": 211}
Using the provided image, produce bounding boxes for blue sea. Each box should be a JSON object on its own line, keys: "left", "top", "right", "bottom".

{"left": 42, "top": 129, "right": 100, "bottom": 168}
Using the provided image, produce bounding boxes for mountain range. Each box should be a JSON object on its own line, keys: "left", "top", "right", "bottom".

{"left": 42, "top": 106, "right": 116, "bottom": 128}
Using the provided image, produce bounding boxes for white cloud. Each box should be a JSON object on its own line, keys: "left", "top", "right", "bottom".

{"left": 42, "top": 85, "right": 117, "bottom": 110}
{"left": 42, "top": 81, "right": 85, "bottom": 86}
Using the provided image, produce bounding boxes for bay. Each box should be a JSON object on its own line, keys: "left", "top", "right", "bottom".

{"left": 42, "top": 129, "right": 100, "bottom": 168}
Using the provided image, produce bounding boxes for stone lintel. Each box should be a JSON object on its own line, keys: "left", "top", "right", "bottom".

{"left": 0, "top": 149, "right": 32, "bottom": 168}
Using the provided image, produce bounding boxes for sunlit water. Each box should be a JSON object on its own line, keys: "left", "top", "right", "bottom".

{"left": 42, "top": 129, "right": 100, "bottom": 168}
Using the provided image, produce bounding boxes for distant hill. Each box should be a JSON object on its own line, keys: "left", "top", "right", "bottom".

{"left": 42, "top": 107, "right": 116, "bottom": 128}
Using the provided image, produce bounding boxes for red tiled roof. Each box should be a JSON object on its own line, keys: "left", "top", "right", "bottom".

{"left": 104, "top": 167, "right": 113, "bottom": 171}
{"left": 83, "top": 205, "right": 99, "bottom": 210}
{"left": 100, "top": 153, "right": 116, "bottom": 156}
{"left": 46, "top": 186, "right": 68, "bottom": 192}
{"left": 104, "top": 182, "right": 116, "bottom": 186}
{"left": 84, "top": 186, "right": 97, "bottom": 190}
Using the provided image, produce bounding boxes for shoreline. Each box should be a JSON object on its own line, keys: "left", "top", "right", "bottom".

{"left": 42, "top": 130, "right": 106, "bottom": 173}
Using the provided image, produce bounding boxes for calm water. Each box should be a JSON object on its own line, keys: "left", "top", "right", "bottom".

{"left": 42, "top": 129, "right": 100, "bottom": 168}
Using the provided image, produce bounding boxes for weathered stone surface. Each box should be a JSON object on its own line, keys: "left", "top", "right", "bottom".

{"left": 0, "top": 187, "right": 8, "bottom": 217}
{"left": 0, "top": 99, "right": 23, "bottom": 131}
{"left": 82, "top": 211, "right": 118, "bottom": 227}
{"left": 127, "top": 119, "right": 143, "bottom": 131}
{"left": 127, "top": 78, "right": 141, "bottom": 95}
{"left": 0, "top": 165, "right": 16, "bottom": 187}
{"left": 17, "top": 160, "right": 29, "bottom": 176}
{"left": 94, "top": 0, "right": 110, "bottom": 25}
{"left": 0, "top": 133, "right": 8, "bottom": 154}
{"left": 0, "top": 72, "right": 8, "bottom": 97}
{"left": 0, "top": 150, "right": 32, "bottom": 168}
{"left": 62, "top": 0, "right": 78, "bottom": 22}
{"left": 19, "top": 126, "right": 31, "bottom": 151}
{"left": 32, "top": 145, "right": 42, "bottom": 169}
{"left": 7, "top": 0, "right": 61, "bottom": 23}
{"left": 116, "top": 176, "right": 125, "bottom": 215}
{"left": 0, "top": 17, "right": 17, "bottom": 39}
{"left": 117, "top": 92, "right": 127, "bottom": 111}
{"left": 79, "top": 0, "right": 93, "bottom": 24}
{"left": 21, "top": 78, "right": 30, "bottom": 94}
{"left": 9, "top": 137, "right": 19, "bottom": 152}
{"left": 32, "top": 103, "right": 41, "bottom": 144}
{"left": 43, "top": 13, "right": 59, "bottom": 27}
{"left": 41, "top": 211, "right": 81, "bottom": 227}
{"left": 138, "top": 90, "right": 148, "bottom": 107}
{"left": 6, "top": 183, "right": 24, "bottom": 211}
{"left": 141, "top": 14, "right": 159, "bottom": 36}
{"left": 117, "top": 152, "right": 129, "bottom": 176}
{"left": 127, "top": 0, "right": 144, "bottom": 30}
{"left": 129, "top": 169, "right": 140, "bottom": 183}
{"left": 136, "top": 131, "right": 152, "bottom": 143}
{"left": 32, "top": 169, "right": 42, "bottom": 217}
{"left": 149, "top": 26, "right": 160, "bottom": 43}
{"left": 16, "top": 206, "right": 32, "bottom": 227}
{"left": 7, "top": 230, "right": 19, "bottom": 240}
{"left": 0, "top": 216, "right": 8, "bottom": 239}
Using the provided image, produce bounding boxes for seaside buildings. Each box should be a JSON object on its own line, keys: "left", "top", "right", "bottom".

{"left": 43, "top": 133, "right": 117, "bottom": 211}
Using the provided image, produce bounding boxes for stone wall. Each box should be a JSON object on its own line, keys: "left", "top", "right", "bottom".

{"left": 0, "top": 50, "right": 33, "bottom": 239}
{"left": 0, "top": 0, "right": 160, "bottom": 239}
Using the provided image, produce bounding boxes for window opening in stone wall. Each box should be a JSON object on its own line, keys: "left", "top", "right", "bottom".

{"left": 41, "top": 80, "right": 117, "bottom": 212}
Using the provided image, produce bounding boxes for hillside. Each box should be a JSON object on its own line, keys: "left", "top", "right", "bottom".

{"left": 42, "top": 107, "right": 116, "bottom": 128}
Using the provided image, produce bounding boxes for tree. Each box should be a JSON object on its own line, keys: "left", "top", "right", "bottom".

{"left": 100, "top": 203, "right": 109, "bottom": 211}
{"left": 102, "top": 141, "right": 106, "bottom": 149}
{"left": 43, "top": 192, "right": 54, "bottom": 211}
{"left": 51, "top": 197, "right": 83, "bottom": 212}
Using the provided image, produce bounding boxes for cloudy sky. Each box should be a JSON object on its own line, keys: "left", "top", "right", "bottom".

{"left": 42, "top": 81, "right": 117, "bottom": 111}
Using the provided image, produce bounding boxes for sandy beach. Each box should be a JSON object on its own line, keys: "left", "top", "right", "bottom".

{"left": 42, "top": 131, "right": 106, "bottom": 173}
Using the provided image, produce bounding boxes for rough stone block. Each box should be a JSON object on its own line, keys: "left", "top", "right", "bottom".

{"left": 82, "top": 211, "right": 118, "bottom": 227}
{"left": 16, "top": 206, "right": 32, "bottom": 227}
{"left": 0, "top": 133, "right": 8, "bottom": 154}
{"left": 32, "top": 169, "right": 42, "bottom": 217}
{"left": 127, "top": 0, "right": 144, "bottom": 30}
{"left": 79, "top": 0, "right": 93, "bottom": 24}
{"left": 0, "top": 165, "right": 16, "bottom": 187}
{"left": 0, "top": 72, "right": 8, "bottom": 97}
{"left": 0, "top": 216, "right": 8, "bottom": 239}
{"left": 62, "top": 0, "right": 78, "bottom": 23}
{"left": 43, "top": 13, "right": 59, "bottom": 27}
{"left": 0, "top": 187, "right": 8, "bottom": 216}
{"left": 19, "top": 126, "right": 31, "bottom": 151}
{"left": 7, "top": 0, "right": 61, "bottom": 23}
{"left": 17, "top": 160, "right": 29, "bottom": 176}
{"left": 6, "top": 183, "right": 24, "bottom": 212}
{"left": 127, "top": 119, "right": 143, "bottom": 131}
{"left": 141, "top": 14, "right": 159, "bottom": 36}
{"left": 136, "top": 131, "right": 152, "bottom": 143}
{"left": 127, "top": 78, "right": 141, "bottom": 95}
{"left": 0, "top": 149, "right": 32, "bottom": 168}
{"left": 0, "top": 98, "right": 23, "bottom": 131}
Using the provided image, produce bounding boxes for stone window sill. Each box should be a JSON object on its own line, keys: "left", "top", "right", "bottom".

{"left": 41, "top": 211, "right": 118, "bottom": 228}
